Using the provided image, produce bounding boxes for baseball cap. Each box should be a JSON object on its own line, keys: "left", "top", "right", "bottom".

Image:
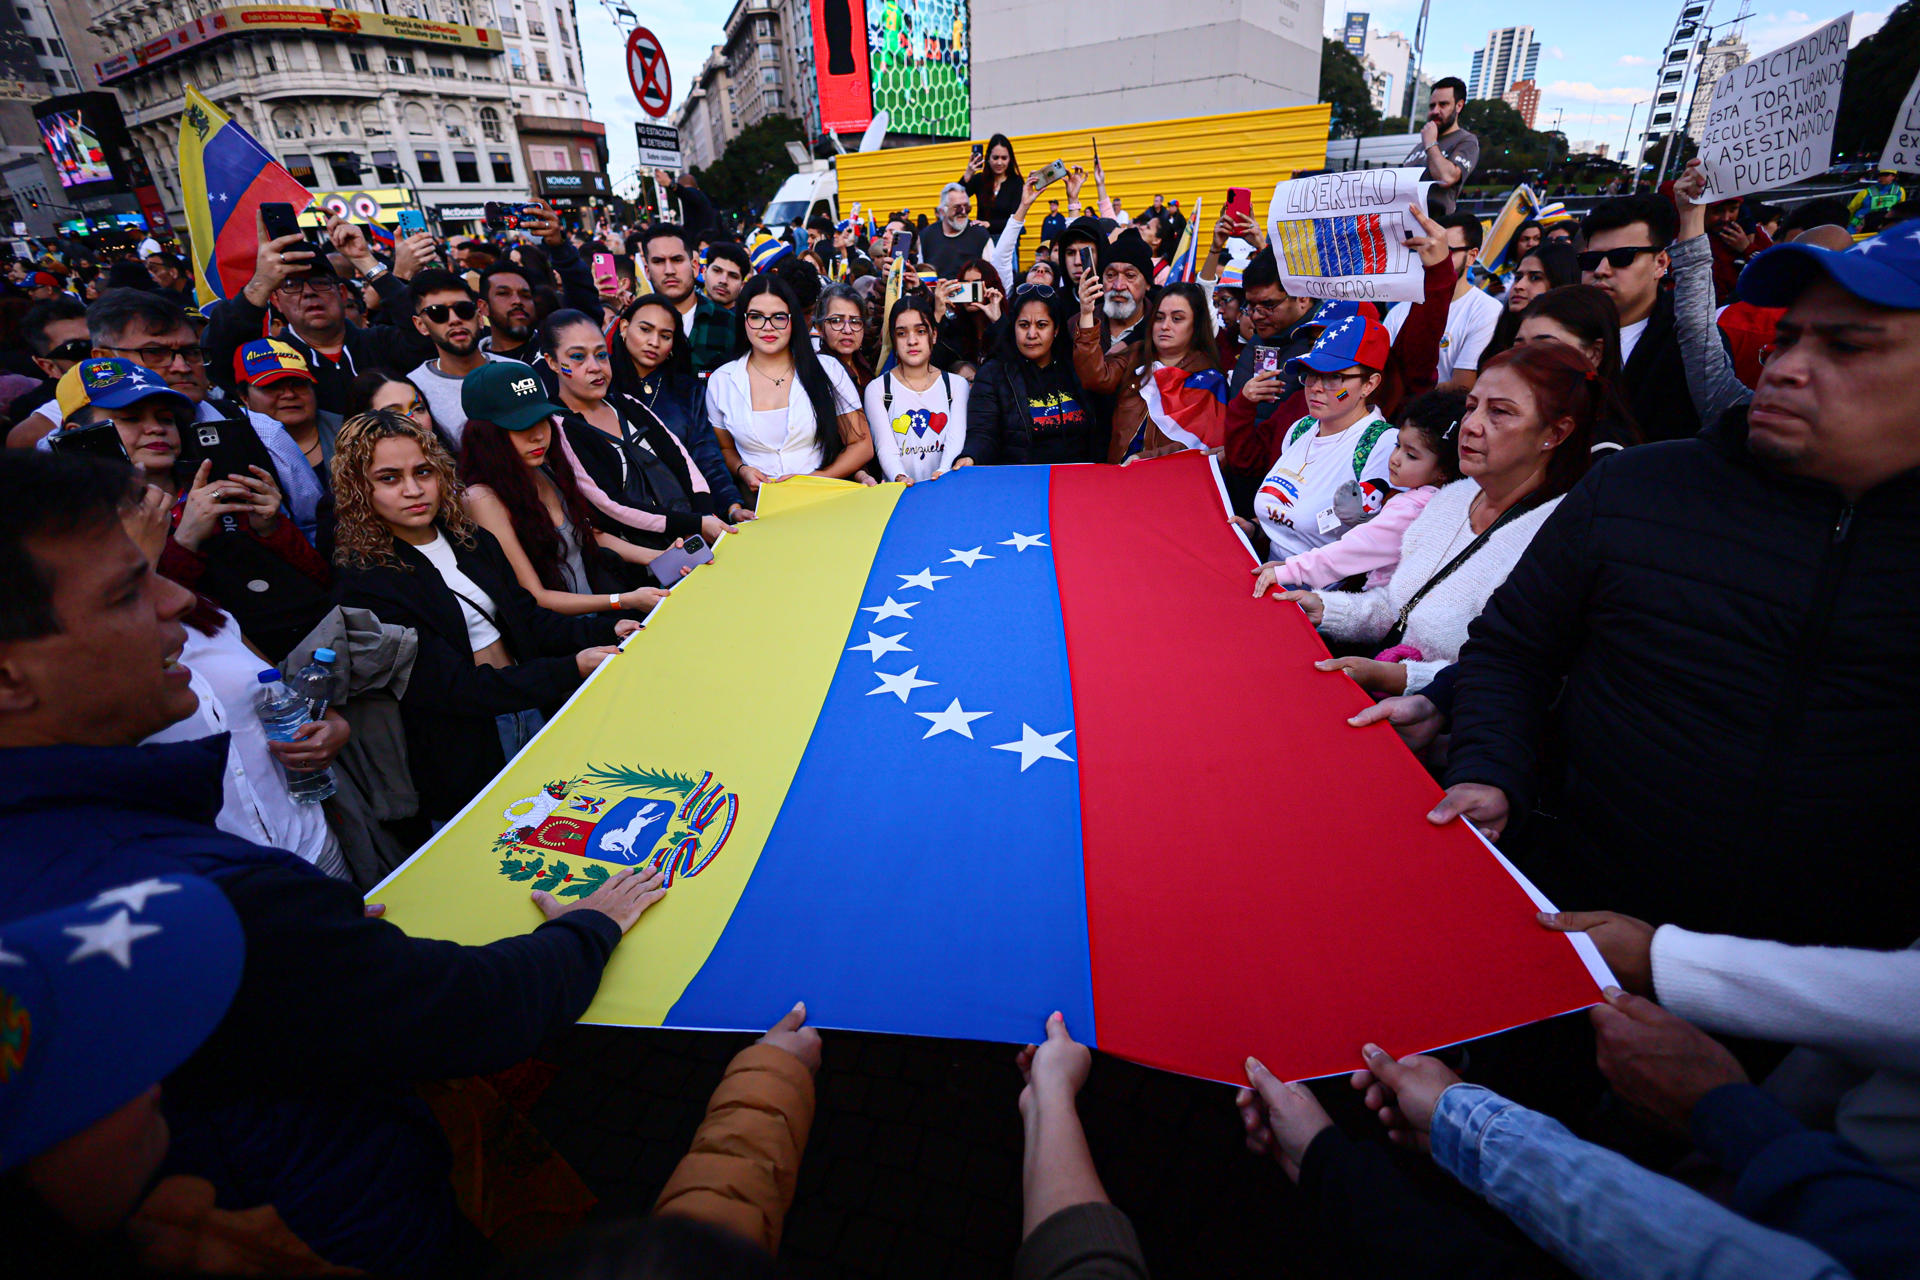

{"left": 461, "top": 359, "right": 562, "bottom": 431}
{"left": 27, "top": 271, "right": 59, "bottom": 288}
{"left": 1738, "top": 219, "right": 1920, "bottom": 310}
{"left": 55, "top": 357, "right": 194, "bottom": 422}
{"left": 1302, "top": 300, "right": 1382, "bottom": 332}
{"left": 235, "top": 337, "right": 316, "bottom": 387}
{"left": 0, "top": 875, "right": 245, "bottom": 1169}
{"left": 1287, "top": 311, "right": 1392, "bottom": 375}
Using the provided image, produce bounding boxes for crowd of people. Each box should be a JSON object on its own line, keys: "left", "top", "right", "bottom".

{"left": 3, "top": 94, "right": 1919, "bottom": 1278}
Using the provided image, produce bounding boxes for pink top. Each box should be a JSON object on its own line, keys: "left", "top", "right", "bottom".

{"left": 1272, "top": 485, "right": 1438, "bottom": 590}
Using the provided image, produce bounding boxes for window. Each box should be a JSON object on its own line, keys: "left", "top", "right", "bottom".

{"left": 443, "top": 104, "right": 468, "bottom": 138}
{"left": 535, "top": 49, "right": 550, "bottom": 80}
{"left": 498, "top": 13, "right": 517, "bottom": 31}
{"left": 765, "top": 89, "right": 782, "bottom": 109}
{"left": 509, "top": 48, "right": 526, "bottom": 79}
{"left": 403, "top": 102, "right": 431, "bottom": 134}
{"left": 563, "top": 58, "right": 574, "bottom": 85}
{"left": 47, "top": 37, "right": 61, "bottom": 54}
{"left": 416, "top": 149, "right": 443, "bottom": 182}
{"left": 350, "top": 49, "right": 370, "bottom": 71}
{"left": 479, "top": 106, "right": 502, "bottom": 141}
{"left": 490, "top": 150, "right": 513, "bottom": 182}
{"left": 360, "top": 103, "right": 388, "bottom": 136}
{"left": 756, "top": 16, "right": 769, "bottom": 34}
{"left": 373, "top": 150, "right": 402, "bottom": 183}
{"left": 577, "top": 146, "right": 594, "bottom": 171}
{"left": 14, "top": 8, "right": 29, "bottom": 21}
{"left": 271, "top": 106, "right": 303, "bottom": 139}
{"left": 527, "top": 17, "right": 544, "bottom": 35}
{"left": 284, "top": 153, "right": 316, "bottom": 184}
{"left": 387, "top": 53, "right": 415, "bottom": 73}
{"left": 761, "top": 66, "right": 778, "bottom": 84}
{"left": 759, "top": 42, "right": 777, "bottom": 61}
{"left": 454, "top": 150, "right": 479, "bottom": 183}
{"left": 59, "top": 68, "right": 75, "bottom": 87}
{"left": 557, "top": 19, "right": 569, "bottom": 44}
{"left": 328, "top": 153, "right": 361, "bottom": 185}
{"left": 431, "top": 61, "right": 454, "bottom": 78}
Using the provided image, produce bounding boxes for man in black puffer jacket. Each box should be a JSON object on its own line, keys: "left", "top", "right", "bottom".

{"left": 1433, "top": 221, "right": 1920, "bottom": 951}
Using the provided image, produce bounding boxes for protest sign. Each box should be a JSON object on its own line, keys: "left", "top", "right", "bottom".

{"left": 1881, "top": 65, "right": 1920, "bottom": 175}
{"left": 1697, "top": 13, "right": 1851, "bottom": 202}
{"left": 1267, "top": 168, "right": 1431, "bottom": 303}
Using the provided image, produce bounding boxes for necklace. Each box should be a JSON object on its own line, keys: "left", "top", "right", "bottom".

{"left": 749, "top": 361, "right": 790, "bottom": 387}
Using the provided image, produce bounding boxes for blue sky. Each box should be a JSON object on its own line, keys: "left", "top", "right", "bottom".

{"left": 574, "top": 1, "right": 1887, "bottom": 187}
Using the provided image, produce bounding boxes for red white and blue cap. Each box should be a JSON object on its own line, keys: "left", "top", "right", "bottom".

{"left": 1288, "top": 309, "right": 1392, "bottom": 374}
{"left": 235, "top": 337, "right": 316, "bottom": 386}
{"left": 1739, "top": 219, "right": 1920, "bottom": 311}
{"left": 0, "top": 876, "right": 244, "bottom": 1169}
{"left": 1302, "top": 299, "right": 1381, "bottom": 332}
{"left": 57, "top": 357, "right": 194, "bottom": 421}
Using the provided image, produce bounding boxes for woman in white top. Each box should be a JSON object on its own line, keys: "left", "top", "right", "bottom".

{"left": 705, "top": 274, "right": 874, "bottom": 500}
{"left": 864, "top": 294, "right": 970, "bottom": 483}
{"left": 1276, "top": 343, "right": 1603, "bottom": 697}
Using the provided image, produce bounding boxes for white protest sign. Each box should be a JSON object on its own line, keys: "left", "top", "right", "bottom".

{"left": 1881, "top": 65, "right": 1920, "bottom": 174}
{"left": 1697, "top": 13, "right": 1851, "bottom": 202}
{"left": 1267, "top": 168, "right": 1432, "bottom": 304}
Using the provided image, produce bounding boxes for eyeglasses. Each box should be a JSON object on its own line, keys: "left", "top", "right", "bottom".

{"left": 275, "top": 277, "right": 339, "bottom": 297}
{"left": 101, "top": 343, "right": 207, "bottom": 368}
{"left": 1577, "top": 246, "right": 1662, "bottom": 273}
{"left": 46, "top": 338, "right": 91, "bottom": 362}
{"left": 419, "top": 300, "right": 479, "bottom": 323}
{"left": 1245, "top": 299, "right": 1290, "bottom": 314}
{"left": 1013, "top": 282, "right": 1058, "bottom": 299}
{"left": 1300, "top": 369, "right": 1368, "bottom": 389}
{"left": 744, "top": 312, "right": 791, "bottom": 330}
{"left": 821, "top": 315, "right": 864, "bottom": 331}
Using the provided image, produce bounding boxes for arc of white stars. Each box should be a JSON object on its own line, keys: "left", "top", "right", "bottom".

{"left": 861, "top": 596, "right": 918, "bottom": 622}
{"left": 898, "top": 567, "right": 951, "bottom": 591}
{"left": 867, "top": 666, "right": 936, "bottom": 703}
{"left": 915, "top": 698, "right": 991, "bottom": 739}
{"left": 63, "top": 909, "right": 162, "bottom": 969}
{"left": 944, "top": 547, "right": 993, "bottom": 567}
{"left": 848, "top": 631, "right": 910, "bottom": 661}
{"left": 1000, "top": 532, "right": 1048, "bottom": 552}
{"left": 992, "top": 724, "right": 1075, "bottom": 771}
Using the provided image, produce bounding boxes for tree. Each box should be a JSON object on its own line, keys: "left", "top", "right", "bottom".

{"left": 1459, "top": 98, "right": 1571, "bottom": 177}
{"left": 1380, "top": 115, "right": 1411, "bottom": 135}
{"left": 691, "top": 115, "right": 807, "bottom": 219}
{"left": 1320, "top": 38, "right": 1382, "bottom": 140}
{"left": 1836, "top": 0, "right": 1920, "bottom": 157}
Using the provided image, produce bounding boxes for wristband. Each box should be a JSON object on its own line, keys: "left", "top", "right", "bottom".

{"left": 610, "top": 593, "right": 621, "bottom": 608}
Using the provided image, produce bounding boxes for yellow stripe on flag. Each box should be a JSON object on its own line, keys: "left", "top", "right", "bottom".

{"left": 369, "top": 477, "right": 902, "bottom": 1025}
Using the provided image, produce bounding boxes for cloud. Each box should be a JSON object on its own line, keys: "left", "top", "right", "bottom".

{"left": 1548, "top": 46, "right": 1565, "bottom": 60}
{"left": 1740, "top": 8, "right": 1885, "bottom": 52}
{"left": 1543, "top": 80, "right": 1654, "bottom": 105}
{"left": 1617, "top": 54, "right": 1650, "bottom": 66}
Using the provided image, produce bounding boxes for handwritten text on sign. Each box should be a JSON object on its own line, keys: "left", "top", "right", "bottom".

{"left": 1267, "top": 168, "right": 1432, "bottom": 304}
{"left": 1698, "top": 13, "right": 1851, "bottom": 202}
{"left": 1881, "top": 66, "right": 1920, "bottom": 175}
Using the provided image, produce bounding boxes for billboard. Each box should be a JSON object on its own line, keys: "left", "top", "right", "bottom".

{"left": 34, "top": 95, "right": 139, "bottom": 193}
{"left": 867, "top": 0, "right": 968, "bottom": 139}
{"left": 39, "top": 110, "right": 116, "bottom": 188}
{"left": 812, "top": 0, "right": 874, "bottom": 134}
{"left": 1344, "top": 12, "right": 1368, "bottom": 57}
{"left": 95, "top": 5, "right": 500, "bottom": 84}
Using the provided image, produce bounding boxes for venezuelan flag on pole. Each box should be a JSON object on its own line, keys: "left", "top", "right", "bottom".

{"left": 370, "top": 455, "right": 1610, "bottom": 1083}
{"left": 1164, "top": 197, "right": 1202, "bottom": 284}
{"left": 177, "top": 86, "right": 313, "bottom": 308}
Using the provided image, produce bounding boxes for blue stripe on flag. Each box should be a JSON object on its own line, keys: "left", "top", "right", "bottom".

{"left": 200, "top": 122, "right": 273, "bottom": 246}
{"left": 666, "top": 467, "right": 1096, "bottom": 1044}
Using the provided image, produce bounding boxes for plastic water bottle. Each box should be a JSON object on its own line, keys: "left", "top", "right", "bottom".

{"left": 255, "top": 669, "right": 336, "bottom": 804}
{"left": 284, "top": 647, "right": 337, "bottom": 720}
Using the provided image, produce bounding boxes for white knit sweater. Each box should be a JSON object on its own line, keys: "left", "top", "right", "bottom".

{"left": 1316, "top": 479, "right": 1563, "bottom": 694}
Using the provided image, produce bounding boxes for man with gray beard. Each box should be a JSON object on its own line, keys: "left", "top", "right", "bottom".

{"left": 918, "top": 181, "right": 992, "bottom": 280}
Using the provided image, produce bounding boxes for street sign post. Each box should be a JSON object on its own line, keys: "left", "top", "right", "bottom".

{"left": 636, "top": 122, "right": 683, "bottom": 170}
{"left": 626, "top": 26, "right": 671, "bottom": 119}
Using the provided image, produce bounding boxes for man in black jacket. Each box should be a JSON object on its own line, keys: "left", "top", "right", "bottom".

{"left": 1433, "top": 224, "right": 1920, "bottom": 951}
{"left": 1579, "top": 195, "right": 1700, "bottom": 443}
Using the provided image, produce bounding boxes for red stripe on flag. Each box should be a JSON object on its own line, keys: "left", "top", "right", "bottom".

{"left": 1049, "top": 453, "right": 1602, "bottom": 1083}
{"left": 1359, "top": 214, "right": 1385, "bottom": 273}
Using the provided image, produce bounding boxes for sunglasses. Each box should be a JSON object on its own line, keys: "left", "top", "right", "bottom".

{"left": 1577, "top": 245, "right": 1662, "bottom": 273}
{"left": 1013, "top": 282, "right": 1058, "bottom": 299}
{"left": 419, "top": 300, "right": 479, "bottom": 323}
{"left": 47, "top": 338, "right": 91, "bottom": 362}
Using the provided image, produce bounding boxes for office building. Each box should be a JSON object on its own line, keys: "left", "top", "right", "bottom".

{"left": 1502, "top": 77, "right": 1539, "bottom": 129}
{"left": 496, "top": 0, "right": 608, "bottom": 204}
{"left": 673, "top": 44, "right": 739, "bottom": 172}
{"left": 1355, "top": 26, "right": 1414, "bottom": 120}
{"left": 723, "top": 0, "right": 792, "bottom": 132}
{"left": 1467, "top": 25, "right": 1539, "bottom": 102}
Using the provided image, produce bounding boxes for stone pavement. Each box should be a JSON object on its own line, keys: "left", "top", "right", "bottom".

{"left": 528, "top": 1024, "right": 1360, "bottom": 1279}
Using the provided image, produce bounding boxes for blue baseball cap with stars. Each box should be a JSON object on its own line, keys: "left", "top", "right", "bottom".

{"left": 1739, "top": 219, "right": 1920, "bottom": 311}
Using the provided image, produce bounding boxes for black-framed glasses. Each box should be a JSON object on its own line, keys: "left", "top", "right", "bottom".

{"left": 1245, "top": 298, "right": 1290, "bottom": 314}
{"left": 275, "top": 277, "right": 339, "bottom": 296}
{"left": 1300, "top": 369, "right": 1368, "bottom": 389}
{"left": 1013, "top": 282, "right": 1058, "bottom": 299}
{"left": 820, "top": 314, "right": 864, "bottom": 331}
{"left": 744, "top": 312, "right": 792, "bottom": 330}
{"left": 46, "top": 338, "right": 91, "bottom": 362}
{"left": 1577, "top": 245, "right": 1662, "bottom": 273}
{"left": 419, "top": 300, "right": 479, "bottom": 323}
{"left": 101, "top": 343, "right": 207, "bottom": 367}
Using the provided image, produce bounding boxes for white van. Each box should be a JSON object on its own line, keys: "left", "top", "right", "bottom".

{"left": 761, "top": 162, "right": 838, "bottom": 233}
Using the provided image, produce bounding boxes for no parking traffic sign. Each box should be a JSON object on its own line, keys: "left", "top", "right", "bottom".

{"left": 627, "top": 26, "right": 671, "bottom": 119}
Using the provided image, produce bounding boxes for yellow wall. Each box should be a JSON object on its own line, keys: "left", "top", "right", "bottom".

{"left": 836, "top": 102, "right": 1333, "bottom": 249}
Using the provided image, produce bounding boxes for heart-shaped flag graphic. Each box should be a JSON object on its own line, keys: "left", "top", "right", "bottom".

{"left": 928, "top": 412, "right": 948, "bottom": 434}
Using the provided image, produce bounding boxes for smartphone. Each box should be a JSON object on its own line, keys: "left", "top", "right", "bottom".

{"left": 970, "top": 142, "right": 983, "bottom": 163}
{"left": 1070, "top": 243, "right": 1094, "bottom": 275}
{"left": 396, "top": 208, "right": 430, "bottom": 237}
{"left": 484, "top": 200, "right": 544, "bottom": 232}
{"left": 950, "top": 280, "right": 984, "bottom": 305}
{"left": 1034, "top": 159, "right": 1068, "bottom": 191}
{"left": 261, "top": 201, "right": 302, "bottom": 241}
{"left": 1224, "top": 187, "right": 1254, "bottom": 226}
{"left": 1091, "top": 136, "right": 1100, "bottom": 169}
{"left": 182, "top": 414, "right": 281, "bottom": 536}
{"left": 46, "top": 420, "right": 131, "bottom": 463}
{"left": 649, "top": 534, "right": 714, "bottom": 587}
{"left": 1254, "top": 346, "right": 1281, "bottom": 375}
{"left": 591, "top": 251, "right": 619, "bottom": 293}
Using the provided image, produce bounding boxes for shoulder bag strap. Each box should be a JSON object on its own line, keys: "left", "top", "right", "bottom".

{"left": 1379, "top": 501, "right": 1531, "bottom": 650}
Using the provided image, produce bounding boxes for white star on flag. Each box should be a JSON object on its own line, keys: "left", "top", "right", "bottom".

{"left": 861, "top": 596, "right": 918, "bottom": 622}
{"left": 63, "top": 908, "right": 162, "bottom": 970}
{"left": 992, "top": 723, "right": 1075, "bottom": 771}
{"left": 1000, "top": 532, "right": 1048, "bottom": 552}
{"left": 90, "top": 878, "right": 182, "bottom": 914}
{"left": 867, "top": 666, "right": 936, "bottom": 702}
{"left": 848, "top": 631, "right": 911, "bottom": 661}
{"left": 944, "top": 547, "right": 994, "bottom": 567}
{"left": 898, "top": 567, "right": 951, "bottom": 591}
{"left": 915, "top": 697, "right": 991, "bottom": 739}
{"left": 0, "top": 940, "right": 22, "bottom": 966}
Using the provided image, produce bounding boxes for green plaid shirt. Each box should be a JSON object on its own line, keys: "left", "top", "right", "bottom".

{"left": 687, "top": 293, "right": 739, "bottom": 376}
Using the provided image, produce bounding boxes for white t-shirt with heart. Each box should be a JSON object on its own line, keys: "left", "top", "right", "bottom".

{"left": 863, "top": 369, "right": 970, "bottom": 483}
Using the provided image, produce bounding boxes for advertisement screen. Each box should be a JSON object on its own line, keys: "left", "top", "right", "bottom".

{"left": 867, "top": 0, "right": 968, "bottom": 139}
{"left": 1343, "top": 12, "right": 1368, "bottom": 56}
{"left": 811, "top": 0, "right": 873, "bottom": 134}
{"left": 39, "top": 110, "right": 116, "bottom": 188}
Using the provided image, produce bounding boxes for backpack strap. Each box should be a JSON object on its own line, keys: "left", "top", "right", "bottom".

{"left": 1351, "top": 416, "right": 1395, "bottom": 480}
{"left": 882, "top": 371, "right": 893, "bottom": 414}
{"left": 1286, "top": 416, "right": 1318, "bottom": 448}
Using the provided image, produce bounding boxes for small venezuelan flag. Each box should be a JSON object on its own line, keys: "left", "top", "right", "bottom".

{"left": 177, "top": 85, "right": 313, "bottom": 307}
{"left": 748, "top": 234, "right": 792, "bottom": 272}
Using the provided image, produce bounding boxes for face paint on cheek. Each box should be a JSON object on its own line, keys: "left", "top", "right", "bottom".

{"left": 1335, "top": 389, "right": 1351, "bottom": 401}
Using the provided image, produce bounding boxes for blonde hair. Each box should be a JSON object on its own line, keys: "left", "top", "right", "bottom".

{"left": 329, "top": 410, "right": 473, "bottom": 569}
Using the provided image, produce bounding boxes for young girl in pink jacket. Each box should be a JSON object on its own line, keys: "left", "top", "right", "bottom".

{"left": 1252, "top": 389, "right": 1464, "bottom": 595}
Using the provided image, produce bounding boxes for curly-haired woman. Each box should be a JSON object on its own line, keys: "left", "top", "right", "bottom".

{"left": 329, "top": 401, "right": 634, "bottom": 825}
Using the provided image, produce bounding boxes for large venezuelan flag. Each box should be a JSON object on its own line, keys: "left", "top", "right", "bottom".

{"left": 177, "top": 86, "right": 313, "bottom": 309}
{"left": 371, "top": 455, "right": 1609, "bottom": 1083}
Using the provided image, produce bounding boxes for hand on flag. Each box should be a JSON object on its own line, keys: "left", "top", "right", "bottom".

{"left": 1351, "top": 1043, "right": 1462, "bottom": 1151}
{"left": 533, "top": 863, "right": 668, "bottom": 933}
{"left": 1236, "top": 1057, "right": 1334, "bottom": 1182}
{"left": 758, "top": 1001, "right": 823, "bottom": 1074}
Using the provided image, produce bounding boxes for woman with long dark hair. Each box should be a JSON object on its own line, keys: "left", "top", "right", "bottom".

{"left": 1278, "top": 343, "right": 1608, "bottom": 697}
{"left": 955, "top": 285, "right": 1101, "bottom": 466}
{"left": 1076, "top": 280, "right": 1223, "bottom": 462}
{"left": 931, "top": 257, "right": 1005, "bottom": 377}
{"left": 960, "top": 133, "right": 1024, "bottom": 241}
{"left": 704, "top": 274, "right": 873, "bottom": 497}
{"left": 1511, "top": 284, "right": 1640, "bottom": 452}
{"left": 609, "top": 292, "right": 753, "bottom": 522}
{"left": 1481, "top": 241, "right": 1579, "bottom": 366}
{"left": 540, "top": 310, "right": 734, "bottom": 550}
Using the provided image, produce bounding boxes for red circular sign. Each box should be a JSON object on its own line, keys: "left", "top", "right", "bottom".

{"left": 626, "top": 26, "right": 671, "bottom": 119}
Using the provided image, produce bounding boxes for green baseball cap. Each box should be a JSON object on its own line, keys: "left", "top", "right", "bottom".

{"left": 460, "top": 360, "right": 562, "bottom": 431}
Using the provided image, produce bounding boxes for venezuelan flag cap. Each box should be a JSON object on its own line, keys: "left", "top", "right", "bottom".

{"left": 235, "top": 338, "right": 315, "bottom": 387}
{"left": 749, "top": 235, "right": 792, "bottom": 272}
{"left": 1289, "top": 310, "right": 1391, "bottom": 375}
{"left": 56, "top": 358, "right": 193, "bottom": 423}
